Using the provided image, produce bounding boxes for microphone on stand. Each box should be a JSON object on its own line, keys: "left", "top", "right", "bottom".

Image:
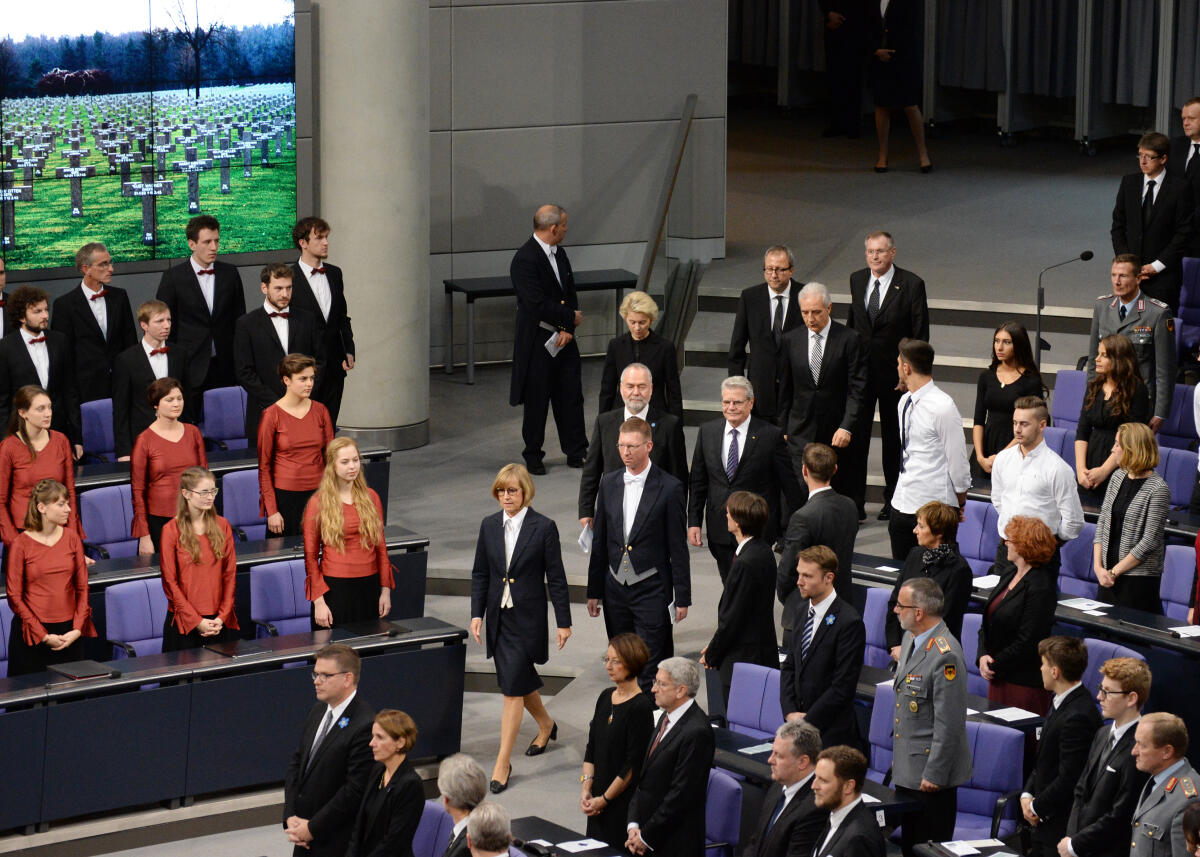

{"left": 1035, "top": 251, "right": 1093, "bottom": 368}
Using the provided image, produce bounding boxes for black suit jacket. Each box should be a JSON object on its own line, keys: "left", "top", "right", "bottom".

{"left": 978, "top": 565, "right": 1058, "bottom": 688}
{"left": 577, "top": 406, "right": 688, "bottom": 519}
{"left": 156, "top": 259, "right": 247, "bottom": 385}
{"left": 704, "top": 538, "right": 778, "bottom": 682}
{"left": 777, "top": 487, "right": 859, "bottom": 614}
{"left": 0, "top": 330, "right": 81, "bottom": 445}
{"left": 812, "top": 801, "right": 885, "bottom": 857}
{"left": 688, "top": 416, "right": 794, "bottom": 549}
{"left": 111, "top": 342, "right": 191, "bottom": 458}
{"left": 598, "top": 330, "right": 683, "bottom": 418}
{"left": 743, "top": 779, "right": 827, "bottom": 857}
{"left": 587, "top": 464, "right": 690, "bottom": 608}
{"left": 627, "top": 702, "right": 715, "bottom": 857}
{"left": 233, "top": 306, "right": 323, "bottom": 440}
{"left": 780, "top": 595, "right": 865, "bottom": 748}
{"left": 345, "top": 759, "right": 423, "bottom": 857}
{"left": 442, "top": 828, "right": 470, "bottom": 857}
{"left": 885, "top": 546, "right": 972, "bottom": 648}
{"left": 1167, "top": 136, "right": 1200, "bottom": 223}
{"left": 50, "top": 284, "right": 137, "bottom": 401}
{"left": 470, "top": 507, "right": 572, "bottom": 661}
{"left": 509, "top": 236, "right": 578, "bottom": 406}
{"left": 846, "top": 266, "right": 929, "bottom": 389}
{"left": 777, "top": 321, "right": 868, "bottom": 446}
{"left": 1065, "top": 721, "right": 1149, "bottom": 857}
{"left": 283, "top": 694, "right": 376, "bottom": 857}
{"left": 1111, "top": 171, "right": 1195, "bottom": 306}
{"left": 727, "top": 281, "right": 804, "bottom": 422}
{"left": 291, "top": 262, "right": 355, "bottom": 389}
{"left": 1025, "top": 684, "right": 1103, "bottom": 841}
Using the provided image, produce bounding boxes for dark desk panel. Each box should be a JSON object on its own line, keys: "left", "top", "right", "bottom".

{"left": 510, "top": 816, "right": 625, "bottom": 857}
{"left": 0, "top": 704, "right": 46, "bottom": 831}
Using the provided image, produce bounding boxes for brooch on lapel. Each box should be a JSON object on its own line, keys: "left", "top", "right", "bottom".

{"left": 825, "top": 614, "right": 835, "bottom": 626}
{"left": 338, "top": 716, "right": 350, "bottom": 729}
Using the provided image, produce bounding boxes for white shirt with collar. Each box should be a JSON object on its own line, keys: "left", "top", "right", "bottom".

{"left": 864, "top": 265, "right": 895, "bottom": 309}
{"left": 1188, "top": 139, "right": 1200, "bottom": 169}
{"left": 807, "top": 318, "right": 832, "bottom": 350}
{"left": 991, "top": 438, "right": 1083, "bottom": 541}
{"left": 502, "top": 505, "right": 528, "bottom": 569}
{"left": 624, "top": 405, "right": 648, "bottom": 423}
{"left": 723, "top": 418, "right": 750, "bottom": 471}
{"left": 779, "top": 771, "right": 814, "bottom": 813}
{"left": 451, "top": 816, "right": 469, "bottom": 841}
{"left": 22, "top": 329, "right": 50, "bottom": 389}
{"left": 190, "top": 256, "right": 216, "bottom": 312}
{"left": 142, "top": 336, "right": 168, "bottom": 379}
{"left": 891, "top": 381, "right": 972, "bottom": 514}
{"left": 80, "top": 281, "right": 108, "bottom": 339}
{"left": 818, "top": 795, "right": 864, "bottom": 853}
{"left": 298, "top": 258, "right": 333, "bottom": 320}
{"left": 533, "top": 234, "right": 562, "bottom": 285}
{"left": 804, "top": 588, "right": 837, "bottom": 630}
{"left": 311, "top": 690, "right": 357, "bottom": 756}
{"left": 1141, "top": 173, "right": 1167, "bottom": 273}
{"left": 264, "top": 299, "right": 289, "bottom": 352}
{"left": 735, "top": 535, "right": 752, "bottom": 556}
{"left": 1051, "top": 682, "right": 1083, "bottom": 711}
{"left": 767, "top": 282, "right": 792, "bottom": 327}
{"left": 808, "top": 485, "right": 832, "bottom": 501}
{"left": 622, "top": 461, "right": 652, "bottom": 540}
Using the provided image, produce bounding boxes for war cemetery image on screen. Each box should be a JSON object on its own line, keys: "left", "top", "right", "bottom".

{"left": 0, "top": 0, "right": 296, "bottom": 269}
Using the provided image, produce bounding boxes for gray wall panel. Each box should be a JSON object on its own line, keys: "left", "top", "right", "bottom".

{"left": 430, "top": 8, "right": 453, "bottom": 131}
{"left": 666, "top": 117, "right": 727, "bottom": 240}
{"left": 431, "top": 132, "right": 453, "bottom": 253}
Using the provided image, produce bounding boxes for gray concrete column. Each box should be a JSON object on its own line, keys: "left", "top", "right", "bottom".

{"left": 314, "top": 0, "right": 430, "bottom": 449}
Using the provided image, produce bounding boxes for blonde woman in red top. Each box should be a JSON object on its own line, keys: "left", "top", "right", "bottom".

{"left": 160, "top": 466, "right": 239, "bottom": 651}
{"left": 131, "top": 377, "right": 207, "bottom": 554}
{"left": 303, "top": 436, "right": 392, "bottom": 629}
{"left": 0, "top": 385, "right": 84, "bottom": 548}
{"left": 6, "top": 478, "right": 96, "bottom": 675}
{"left": 259, "top": 353, "right": 333, "bottom": 538}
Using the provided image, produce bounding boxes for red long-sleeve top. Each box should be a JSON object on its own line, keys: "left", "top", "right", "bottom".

{"left": 257, "top": 401, "right": 333, "bottom": 517}
{"left": 6, "top": 528, "right": 96, "bottom": 646}
{"left": 0, "top": 432, "right": 84, "bottom": 546}
{"left": 159, "top": 516, "right": 240, "bottom": 633}
{"left": 302, "top": 489, "right": 392, "bottom": 601}
{"left": 130, "top": 423, "right": 207, "bottom": 538}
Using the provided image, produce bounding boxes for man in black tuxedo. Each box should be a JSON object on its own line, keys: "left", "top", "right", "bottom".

{"left": 292, "top": 217, "right": 355, "bottom": 425}
{"left": 777, "top": 282, "right": 868, "bottom": 507}
{"left": 780, "top": 546, "right": 865, "bottom": 749}
{"left": 1058, "top": 657, "right": 1151, "bottom": 857}
{"left": 156, "top": 215, "right": 247, "bottom": 419}
{"left": 283, "top": 643, "right": 374, "bottom": 857}
{"left": 509, "top": 204, "right": 586, "bottom": 475}
{"left": 0, "top": 286, "right": 81, "bottom": 453}
{"left": 112, "top": 300, "right": 191, "bottom": 460}
{"left": 688, "top": 375, "right": 794, "bottom": 582}
{"left": 743, "top": 719, "right": 828, "bottom": 857}
{"left": 51, "top": 243, "right": 137, "bottom": 404}
{"left": 1167, "top": 99, "right": 1200, "bottom": 243}
{"left": 1020, "top": 637, "right": 1103, "bottom": 857}
{"left": 727, "top": 245, "right": 804, "bottom": 426}
{"left": 625, "top": 657, "right": 715, "bottom": 857}
{"left": 1111, "top": 132, "right": 1196, "bottom": 312}
{"left": 436, "top": 753, "right": 489, "bottom": 857}
{"left": 810, "top": 745, "right": 885, "bottom": 857}
{"left": 234, "top": 263, "right": 323, "bottom": 442}
{"left": 578, "top": 362, "right": 687, "bottom": 527}
{"left": 776, "top": 443, "right": 858, "bottom": 643}
{"left": 0, "top": 257, "right": 10, "bottom": 337}
{"left": 587, "top": 417, "right": 689, "bottom": 689}
{"left": 846, "top": 231, "right": 929, "bottom": 518}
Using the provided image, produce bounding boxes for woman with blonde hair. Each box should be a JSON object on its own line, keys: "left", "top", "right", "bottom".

{"left": 303, "top": 436, "right": 392, "bottom": 629}
{"left": 597, "top": 291, "right": 682, "bottom": 417}
{"left": 159, "top": 466, "right": 239, "bottom": 650}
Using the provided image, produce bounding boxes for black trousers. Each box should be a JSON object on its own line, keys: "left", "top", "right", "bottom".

{"left": 824, "top": 23, "right": 864, "bottom": 134}
{"left": 191, "top": 353, "right": 235, "bottom": 425}
{"left": 162, "top": 612, "right": 234, "bottom": 652}
{"left": 520, "top": 342, "right": 587, "bottom": 465}
{"left": 895, "top": 784, "right": 957, "bottom": 857}
{"left": 147, "top": 514, "right": 172, "bottom": 553}
{"left": 275, "top": 488, "right": 315, "bottom": 538}
{"left": 866, "top": 381, "right": 904, "bottom": 503}
{"left": 888, "top": 506, "right": 919, "bottom": 561}
{"left": 316, "top": 369, "right": 346, "bottom": 428}
{"left": 602, "top": 573, "right": 673, "bottom": 691}
{"left": 7, "top": 618, "right": 82, "bottom": 677}
{"left": 709, "top": 541, "right": 736, "bottom": 584}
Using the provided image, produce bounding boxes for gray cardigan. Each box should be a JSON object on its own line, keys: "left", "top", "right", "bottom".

{"left": 1093, "top": 469, "right": 1170, "bottom": 577}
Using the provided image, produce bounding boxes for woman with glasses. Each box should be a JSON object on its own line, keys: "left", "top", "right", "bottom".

{"left": 160, "top": 466, "right": 238, "bottom": 651}
{"left": 131, "top": 377, "right": 207, "bottom": 554}
{"left": 597, "top": 291, "right": 682, "bottom": 418}
{"left": 470, "top": 463, "right": 572, "bottom": 794}
{"left": 581, "top": 633, "right": 654, "bottom": 851}
{"left": 971, "top": 323, "right": 1044, "bottom": 479}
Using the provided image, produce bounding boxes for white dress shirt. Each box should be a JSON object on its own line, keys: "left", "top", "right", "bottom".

{"left": 264, "top": 299, "right": 289, "bottom": 352}
{"left": 533, "top": 234, "right": 562, "bottom": 285}
{"left": 190, "top": 257, "right": 217, "bottom": 356}
{"left": 142, "top": 337, "right": 168, "bottom": 379}
{"left": 501, "top": 505, "right": 528, "bottom": 609}
{"left": 768, "top": 282, "right": 792, "bottom": 327}
{"left": 864, "top": 265, "right": 895, "bottom": 309}
{"left": 723, "top": 419, "right": 749, "bottom": 469}
{"left": 23, "top": 330, "right": 50, "bottom": 389}
{"left": 779, "top": 771, "right": 814, "bottom": 813}
{"left": 1141, "top": 172, "right": 1167, "bottom": 272}
{"left": 805, "top": 588, "right": 837, "bottom": 628}
{"left": 991, "top": 439, "right": 1084, "bottom": 541}
{"left": 818, "top": 795, "right": 864, "bottom": 854}
{"left": 891, "top": 381, "right": 972, "bottom": 514}
{"left": 623, "top": 462, "right": 651, "bottom": 540}
{"left": 735, "top": 535, "right": 751, "bottom": 556}
{"left": 311, "top": 690, "right": 356, "bottom": 757}
{"left": 81, "top": 281, "right": 108, "bottom": 339}
{"left": 298, "top": 258, "right": 333, "bottom": 321}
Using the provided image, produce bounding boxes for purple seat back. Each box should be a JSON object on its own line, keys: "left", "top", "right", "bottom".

{"left": 104, "top": 579, "right": 169, "bottom": 658}
{"left": 979, "top": 504, "right": 1001, "bottom": 569}
{"left": 867, "top": 681, "right": 894, "bottom": 783}
{"left": 1180, "top": 259, "right": 1200, "bottom": 352}
{"left": 222, "top": 469, "right": 267, "bottom": 539}
{"left": 863, "top": 587, "right": 892, "bottom": 668}
{"left": 201, "top": 386, "right": 249, "bottom": 449}
{"left": 726, "top": 663, "right": 784, "bottom": 740}
{"left": 1041, "top": 425, "right": 1076, "bottom": 467}
{"left": 0, "top": 598, "right": 12, "bottom": 678}
{"left": 412, "top": 799, "right": 454, "bottom": 857}
{"left": 1059, "top": 522, "right": 1099, "bottom": 599}
{"left": 81, "top": 398, "right": 115, "bottom": 460}
{"left": 1051, "top": 370, "right": 1086, "bottom": 432}
{"left": 955, "top": 720, "right": 1023, "bottom": 839}
{"left": 1158, "top": 384, "right": 1197, "bottom": 451}
{"left": 960, "top": 613, "right": 989, "bottom": 698}
{"left": 1155, "top": 447, "right": 1198, "bottom": 509}
{"left": 1082, "top": 638, "right": 1144, "bottom": 699}
{"left": 249, "top": 559, "right": 310, "bottom": 637}
{"left": 1161, "top": 545, "right": 1194, "bottom": 620}
{"left": 706, "top": 768, "right": 742, "bottom": 857}
{"left": 79, "top": 484, "right": 139, "bottom": 558}
{"left": 959, "top": 501, "right": 992, "bottom": 576}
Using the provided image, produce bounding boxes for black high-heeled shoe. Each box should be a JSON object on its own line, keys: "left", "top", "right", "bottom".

{"left": 489, "top": 764, "right": 512, "bottom": 794}
{"left": 525, "top": 721, "right": 558, "bottom": 756}
{"left": 874, "top": 163, "right": 889, "bottom": 173}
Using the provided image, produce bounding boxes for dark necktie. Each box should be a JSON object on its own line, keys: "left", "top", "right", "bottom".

{"left": 1137, "top": 775, "right": 1156, "bottom": 813}
{"left": 1189, "top": 144, "right": 1200, "bottom": 178}
{"left": 764, "top": 789, "right": 788, "bottom": 841}
{"left": 868, "top": 278, "right": 882, "bottom": 323}
{"left": 89, "top": 289, "right": 108, "bottom": 301}
{"left": 726, "top": 428, "right": 739, "bottom": 481}
{"left": 801, "top": 606, "right": 816, "bottom": 659}
{"left": 772, "top": 295, "right": 784, "bottom": 346}
{"left": 1119, "top": 303, "right": 1127, "bottom": 322}
{"left": 306, "top": 709, "right": 334, "bottom": 772}
{"left": 1142, "top": 179, "right": 1156, "bottom": 229}
{"left": 647, "top": 712, "right": 670, "bottom": 757}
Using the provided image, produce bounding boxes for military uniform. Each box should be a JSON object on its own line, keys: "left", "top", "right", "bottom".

{"left": 891, "top": 619, "right": 973, "bottom": 857}
{"left": 1088, "top": 292, "right": 1177, "bottom": 422}
{"left": 1128, "top": 761, "right": 1199, "bottom": 857}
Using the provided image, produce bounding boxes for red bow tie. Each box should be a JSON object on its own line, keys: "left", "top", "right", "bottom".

{"left": 311, "top": 267, "right": 326, "bottom": 275}
{"left": 149, "top": 346, "right": 168, "bottom": 356}
{"left": 0, "top": 298, "right": 8, "bottom": 308}
{"left": 89, "top": 289, "right": 108, "bottom": 301}
{"left": 27, "top": 336, "right": 45, "bottom": 344}
{"left": 269, "top": 311, "right": 290, "bottom": 319}
{"left": 196, "top": 269, "right": 215, "bottom": 276}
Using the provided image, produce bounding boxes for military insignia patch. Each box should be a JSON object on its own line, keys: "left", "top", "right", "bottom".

{"left": 944, "top": 665, "right": 956, "bottom": 681}
{"left": 1167, "top": 317, "right": 1175, "bottom": 333}
{"left": 1166, "top": 777, "right": 1178, "bottom": 792}
{"left": 934, "top": 637, "right": 950, "bottom": 654}
{"left": 1182, "top": 778, "right": 1197, "bottom": 798}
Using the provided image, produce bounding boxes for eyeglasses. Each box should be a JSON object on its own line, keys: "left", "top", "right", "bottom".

{"left": 601, "top": 657, "right": 623, "bottom": 666}
{"left": 865, "top": 249, "right": 894, "bottom": 256}
{"left": 894, "top": 603, "right": 918, "bottom": 611}
{"left": 1137, "top": 153, "right": 1164, "bottom": 162}
{"left": 650, "top": 678, "right": 676, "bottom": 689}
{"left": 312, "top": 670, "right": 348, "bottom": 683}
{"left": 496, "top": 487, "right": 521, "bottom": 495}
{"left": 763, "top": 266, "right": 792, "bottom": 275}
{"left": 617, "top": 442, "right": 647, "bottom": 451}
{"left": 1098, "top": 687, "right": 1133, "bottom": 698}
{"left": 186, "top": 487, "right": 219, "bottom": 498}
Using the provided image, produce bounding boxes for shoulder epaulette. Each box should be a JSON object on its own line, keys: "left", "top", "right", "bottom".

{"left": 934, "top": 636, "right": 951, "bottom": 654}
{"left": 1147, "top": 296, "right": 1169, "bottom": 308}
{"left": 1098, "top": 293, "right": 1114, "bottom": 301}
{"left": 1182, "top": 777, "right": 1197, "bottom": 798}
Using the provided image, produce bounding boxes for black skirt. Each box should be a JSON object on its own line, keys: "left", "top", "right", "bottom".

{"left": 275, "top": 488, "right": 315, "bottom": 538}
{"left": 491, "top": 608, "right": 543, "bottom": 697}
{"left": 1099, "top": 574, "right": 1162, "bottom": 614}
{"left": 162, "top": 612, "right": 235, "bottom": 652}
{"left": 7, "top": 618, "right": 82, "bottom": 677}
{"left": 147, "top": 514, "right": 172, "bottom": 552}
{"left": 312, "top": 574, "right": 381, "bottom": 630}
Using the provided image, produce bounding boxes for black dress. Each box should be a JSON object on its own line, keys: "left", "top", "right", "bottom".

{"left": 971, "top": 369, "right": 1044, "bottom": 479}
{"left": 867, "top": 0, "right": 923, "bottom": 108}
{"left": 583, "top": 688, "right": 655, "bottom": 850}
{"left": 345, "top": 758, "right": 424, "bottom": 857}
{"left": 597, "top": 330, "right": 683, "bottom": 418}
{"left": 1076, "top": 381, "right": 1150, "bottom": 491}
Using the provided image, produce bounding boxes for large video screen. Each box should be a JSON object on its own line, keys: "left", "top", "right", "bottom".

{"left": 0, "top": 0, "right": 296, "bottom": 270}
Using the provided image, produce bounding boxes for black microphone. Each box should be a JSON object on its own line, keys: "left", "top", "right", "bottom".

{"left": 1035, "top": 251, "right": 1093, "bottom": 367}
{"left": 1038, "top": 250, "right": 1094, "bottom": 278}
{"left": 1080, "top": 250, "right": 1094, "bottom": 261}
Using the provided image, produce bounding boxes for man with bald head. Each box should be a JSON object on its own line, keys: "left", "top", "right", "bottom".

{"left": 509, "top": 204, "right": 587, "bottom": 475}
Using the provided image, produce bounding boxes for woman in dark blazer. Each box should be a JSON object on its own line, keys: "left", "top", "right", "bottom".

{"left": 597, "top": 291, "right": 682, "bottom": 417}
{"left": 978, "top": 515, "right": 1058, "bottom": 714}
{"left": 868, "top": 0, "right": 932, "bottom": 173}
{"left": 345, "top": 709, "right": 423, "bottom": 857}
{"left": 470, "top": 463, "right": 572, "bottom": 794}
{"left": 1075, "top": 334, "right": 1150, "bottom": 499}
{"left": 701, "top": 491, "right": 778, "bottom": 696}
{"left": 885, "top": 500, "right": 972, "bottom": 659}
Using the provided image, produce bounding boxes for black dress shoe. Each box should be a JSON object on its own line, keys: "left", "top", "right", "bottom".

{"left": 874, "top": 164, "right": 889, "bottom": 173}
{"left": 567, "top": 457, "right": 585, "bottom": 468}
{"left": 821, "top": 126, "right": 842, "bottom": 138}
{"left": 489, "top": 764, "right": 512, "bottom": 794}
{"left": 525, "top": 722, "right": 558, "bottom": 756}
{"left": 526, "top": 461, "right": 547, "bottom": 476}
{"left": 877, "top": 507, "right": 891, "bottom": 521}
{"left": 920, "top": 162, "right": 934, "bottom": 174}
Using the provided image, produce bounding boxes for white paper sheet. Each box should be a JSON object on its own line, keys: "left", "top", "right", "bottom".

{"left": 966, "top": 708, "right": 978, "bottom": 715}
{"left": 1169, "top": 625, "right": 1200, "bottom": 637}
{"left": 544, "top": 330, "right": 563, "bottom": 356}
{"left": 861, "top": 792, "right": 881, "bottom": 804}
{"left": 556, "top": 838, "right": 608, "bottom": 852}
{"left": 940, "top": 843, "right": 980, "bottom": 856}
{"left": 875, "top": 565, "right": 899, "bottom": 572}
{"left": 986, "top": 706, "right": 1038, "bottom": 722}
{"left": 578, "top": 524, "right": 592, "bottom": 554}
{"left": 962, "top": 840, "right": 1006, "bottom": 848}
{"left": 526, "top": 840, "right": 554, "bottom": 848}
{"left": 973, "top": 574, "right": 1002, "bottom": 589}
{"left": 737, "top": 742, "right": 774, "bottom": 755}
{"left": 1059, "top": 597, "right": 1108, "bottom": 611}
{"left": 1083, "top": 609, "right": 1107, "bottom": 616}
